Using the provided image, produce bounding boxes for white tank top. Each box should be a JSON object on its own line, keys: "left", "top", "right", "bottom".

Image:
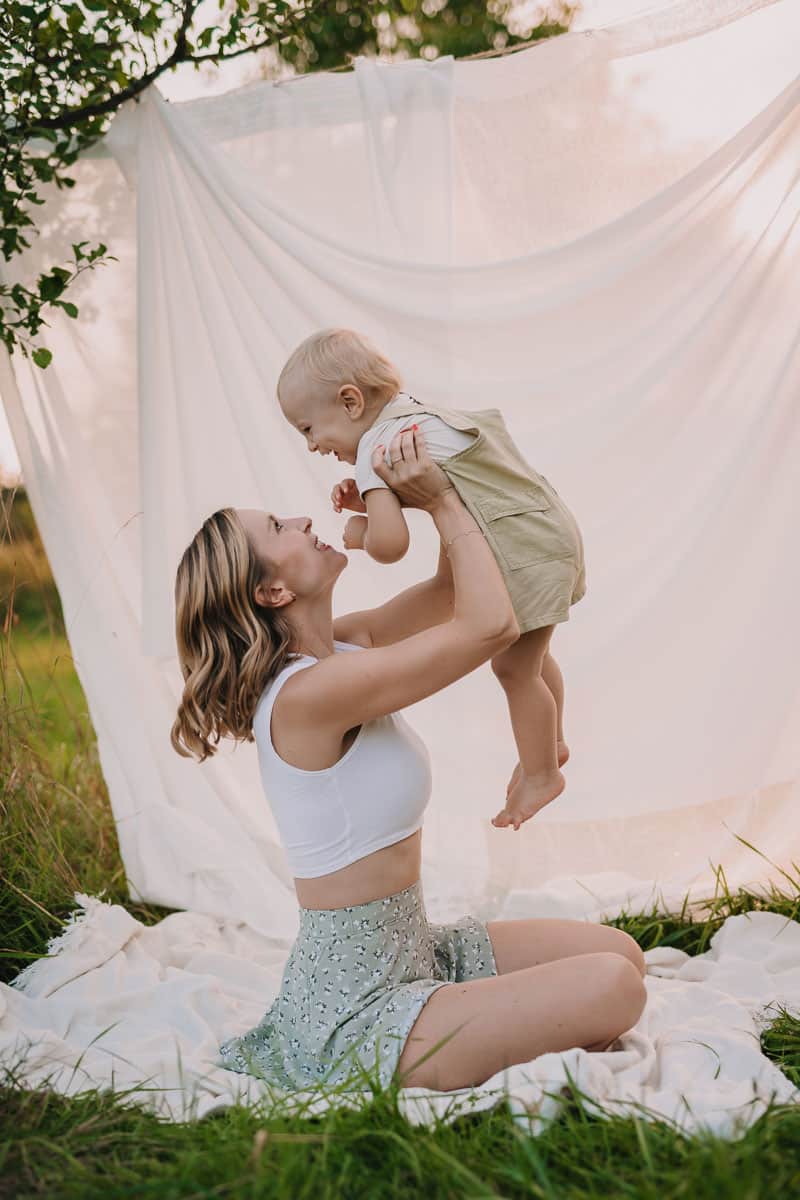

{"left": 253, "top": 640, "right": 432, "bottom": 878}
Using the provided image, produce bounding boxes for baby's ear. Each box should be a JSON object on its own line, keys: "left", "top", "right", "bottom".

{"left": 340, "top": 384, "right": 366, "bottom": 420}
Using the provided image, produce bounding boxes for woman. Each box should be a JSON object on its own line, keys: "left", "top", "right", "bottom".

{"left": 171, "top": 427, "right": 646, "bottom": 1094}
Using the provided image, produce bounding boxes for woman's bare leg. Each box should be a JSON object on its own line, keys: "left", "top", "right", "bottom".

{"left": 395, "top": 951, "right": 646, "bottom": 1091}
{"left": 485, "top": 916, "right": 646, "bottom": 978}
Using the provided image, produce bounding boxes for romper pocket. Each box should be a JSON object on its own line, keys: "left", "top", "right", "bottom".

{"left": 475, "top": 486, "right": 564, "bottom": 571}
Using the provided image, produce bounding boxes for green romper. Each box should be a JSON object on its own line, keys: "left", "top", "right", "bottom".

{"left": 368, "top": 397, "right": 587, "bottom": 633}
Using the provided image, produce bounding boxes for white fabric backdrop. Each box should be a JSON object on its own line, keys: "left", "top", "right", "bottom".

{"left": 2, "top": 0, "right": 799, "bottom": 938}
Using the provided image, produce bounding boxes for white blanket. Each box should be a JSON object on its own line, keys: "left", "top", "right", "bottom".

{"left": 3, "top": 890, "right": 798, "bottom": 1137}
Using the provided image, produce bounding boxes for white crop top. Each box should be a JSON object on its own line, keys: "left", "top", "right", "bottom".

{"left": 253, "top": 640, "right": 432, "bottom": 878}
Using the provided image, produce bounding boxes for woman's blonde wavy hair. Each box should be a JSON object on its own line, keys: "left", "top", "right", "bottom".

{"left": 171, "top": 508, "right": 295, "bottom": 762}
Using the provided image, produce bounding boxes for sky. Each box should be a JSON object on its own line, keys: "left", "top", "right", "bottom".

{"left": 0, "top": 1, "right": 712, "bottom": 479}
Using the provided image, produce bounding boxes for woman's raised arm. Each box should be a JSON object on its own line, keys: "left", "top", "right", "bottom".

{"left": 332, "top": 538, "right": 453, "bottom": 649}
{"left": 282, "top": 429, "right": 519, "bottom": 733}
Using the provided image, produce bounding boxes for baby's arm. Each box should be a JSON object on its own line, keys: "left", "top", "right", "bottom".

{"left": 360, "top": 488, "right": 410, "bottom": 564}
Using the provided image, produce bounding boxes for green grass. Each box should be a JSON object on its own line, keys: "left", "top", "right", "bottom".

{"left": 4, "top": 629, "right": 91, "bottom": 760}
{"left": 2, "top": 1068, "right": 800, "bottom": 1200}
{"left": 2, "top": 487, "right": 800, "bottom": 1198}
{"left": 1, "top": 627, "right": 173, "bottom": 983}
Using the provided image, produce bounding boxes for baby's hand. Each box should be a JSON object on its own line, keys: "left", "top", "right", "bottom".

{"left": 332, "top": 478, "right": 367, "bottom": 514}
{"left": 343, "top": 515, "right": 368, "bottom": 550}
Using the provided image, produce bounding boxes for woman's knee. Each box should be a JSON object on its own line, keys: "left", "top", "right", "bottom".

{"left": 605, "top": 928, "right": 647, "bottom": 977}
{"left": 591, "top": 952, "right": 647, "bottom": 1039}
{"left": 397, "top": 953, "right": 646, "bottom": 1091}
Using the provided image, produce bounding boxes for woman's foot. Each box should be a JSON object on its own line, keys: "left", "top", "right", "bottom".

{"left": 493, "top": 767, "right": 566, "bottom": 831}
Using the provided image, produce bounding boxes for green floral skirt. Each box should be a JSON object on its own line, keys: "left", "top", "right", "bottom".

{"left": 217, "top": 879, "right": 497, "bottom": 1091}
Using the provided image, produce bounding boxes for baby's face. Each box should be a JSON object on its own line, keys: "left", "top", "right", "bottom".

{"left": 279, "top": 376, "right": 365, "bottom": 466}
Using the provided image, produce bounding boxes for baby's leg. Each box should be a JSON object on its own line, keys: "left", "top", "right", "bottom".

{"left": 541, "top": 650, "right": 569, "bottom": 765}
{"left": 506, "top": 648, "right": 569, "bottom": 785}
{"left": 490, "top": 627, "right": 565, "bottom": 829}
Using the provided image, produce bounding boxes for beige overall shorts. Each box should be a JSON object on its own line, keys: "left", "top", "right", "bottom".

{"left": 371, "top": 397, "right": 587, "bottom": 633}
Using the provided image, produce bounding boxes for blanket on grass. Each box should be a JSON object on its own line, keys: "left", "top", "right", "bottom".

{"left": 2, "top": 893, "right": 798, "bottom": 1136}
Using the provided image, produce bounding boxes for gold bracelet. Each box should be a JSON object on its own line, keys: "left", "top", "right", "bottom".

{"left": 444, "top": 529, "right": 485, "bottom": 556}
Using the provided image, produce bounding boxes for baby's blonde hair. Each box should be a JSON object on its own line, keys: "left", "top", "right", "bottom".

{"left": 277, "top": 328, "right": 402, "bottom": 410}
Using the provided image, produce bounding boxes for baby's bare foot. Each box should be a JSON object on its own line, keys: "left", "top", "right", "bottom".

{"left": 506, "top": 761, "right": 523, "bottom": 796}
{"left": 493, "top": 768, "right": 565, "bottom": 831}
{"left": 506, "top": 745, "right": 569, "bottom": 795}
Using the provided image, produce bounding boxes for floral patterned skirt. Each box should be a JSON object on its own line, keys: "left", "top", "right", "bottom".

{"left": 217, "top": 879, "right": 497, "bottom": 1091}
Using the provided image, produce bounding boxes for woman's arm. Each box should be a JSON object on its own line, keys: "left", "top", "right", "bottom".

{"left": 333, "top": 539, "right": 452, "bottom": 649}
{"left": 283, "top": 429, "right": 518, "bottom": 732}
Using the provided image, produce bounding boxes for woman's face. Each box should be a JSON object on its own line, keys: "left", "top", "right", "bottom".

{"left": 237, "top": 508, "right": 346, "bottom": 607}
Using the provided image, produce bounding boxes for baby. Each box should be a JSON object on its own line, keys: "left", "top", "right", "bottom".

{"left": 277, "top": 328, "right": 586, "bottom": 831}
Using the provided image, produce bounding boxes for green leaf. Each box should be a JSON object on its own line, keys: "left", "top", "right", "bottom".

{"left": 57, "top": 301, "right": 79, "bottom": 318}
{"left": 32, "top": 159, "right": 55, "bottom": 181}
{"left": 32, "top": 348, "right": 53, "bottom": 369}
{"left": 1, "top": 229, "right": 20, "bottom": 258}
{"left": 38, "top": 269, "right": 69, "bottom": 301}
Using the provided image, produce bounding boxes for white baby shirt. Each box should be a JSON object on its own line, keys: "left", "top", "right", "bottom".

{"left": 355, "top": 393, "right": 476, "bottom": 498}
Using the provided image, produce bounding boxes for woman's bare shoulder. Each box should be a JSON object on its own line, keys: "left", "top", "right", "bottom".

{"left": 271, "top": 639, "right": 366, "bottom": 738}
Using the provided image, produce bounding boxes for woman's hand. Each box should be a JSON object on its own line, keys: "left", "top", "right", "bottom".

{"left": 332, "top": 478, "right": 366, "bottom": 514}
{"left": 371, "top": 427, "right": 455, "bottom": 513}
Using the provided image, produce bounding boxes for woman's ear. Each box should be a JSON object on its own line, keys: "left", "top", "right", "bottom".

{"left": 255, "top": 579, "right": 295, "bottom": 608}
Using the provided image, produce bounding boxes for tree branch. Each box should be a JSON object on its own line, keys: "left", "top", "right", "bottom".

{"left": 20, "top": 0, "right": 201, "bottom": 133}
{"left": 186, "top": 0, "right": 339, "bottom": 65}
{"left": 186, "top": 34, "right": 343, "bottom": 67}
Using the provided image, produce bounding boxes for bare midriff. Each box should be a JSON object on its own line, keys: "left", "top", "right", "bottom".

{"left": 293, "top": 828, "right": 422, "bottom": 910}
